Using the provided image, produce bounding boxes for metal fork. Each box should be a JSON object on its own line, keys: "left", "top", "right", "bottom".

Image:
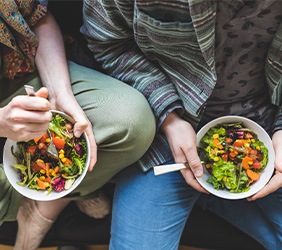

{"left": 24, "top": 85, "right": 58, "bottom": 158}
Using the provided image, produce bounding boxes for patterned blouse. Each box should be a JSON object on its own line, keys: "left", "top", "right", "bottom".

{"left": 199, "top": 0, "right": 282, "bottom": 134}
{"left": 0, "top": 0, "right": 47, "bottom": 81}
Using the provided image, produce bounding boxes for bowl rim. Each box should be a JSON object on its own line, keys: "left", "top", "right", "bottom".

{"left": 195, "top": 115, "right": 275, "bottom": 200}
{"left": 3, "top": 110, "right": 90, "bottom": 201}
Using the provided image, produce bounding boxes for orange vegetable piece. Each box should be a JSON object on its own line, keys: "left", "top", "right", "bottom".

{"left": 246, "top": 169, "right": 260, "bottom": 181}
{"left": 37, "top": 179, "right": 49, "bottom": 189}
{"left": 252, "top": 162, "right": 262, "bottom": 169}
{"left": 34, "top": 132, "right": 48, "bottom": 144}
{"left": 36, "top": 161, "right": 47, "bottom": 171}
{"left": 52, "top": 136, "right": 66, "bottom": 149}
{"left": 212, "top": 139, "right": 219, "bottom": 146}
{"left": 248, "top": 149, "right": 258, "bottom": 156}
{"left": 242, "top": 156, "right": 253, "bottom": 170}
{"left": 34, "top": 135, "right": 43, "bottom": 144}
{"left": 45, "top": 163, "right": 51, "bottom": 177}
{"left": 221, "top": 153, "right": 228, "bottom": 162}
{"left": 63, "top": 158, "right": 73, "bottom": 166}
{"left": 43, "top": 177, "right": 51, "bottom": 183}
{"left": 245, "top": 132, "right": 253, "bottom": 139}
{"left": 233, "top": 140, "right": 243, "bottom": 147}
{"left": 225, "top": 137, "right": 233, "bottom": 144}
{"left": 212, "top": 139, "right": 223, "bottom": 149}
{"left": 32, "top": 161, "right": 46, "bottom": 172}
{"left": 229, "top": 151, "right": 237, "bottom": 158}
{"left": 32, "top": 162, "right": 41, "bottom": 172}
{"left": 27, "top": 145, "right": 37, "bottom": 156}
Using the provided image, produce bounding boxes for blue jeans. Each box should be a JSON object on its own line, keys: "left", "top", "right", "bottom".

{"left": 110, "top": 165, "right": 282, "bottom": 250}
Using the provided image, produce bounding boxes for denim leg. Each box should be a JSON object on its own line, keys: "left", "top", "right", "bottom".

{"left": 110, "top": 165, "right": 201, "bottom": 250}
{"left": 200, "top": 189, "right": 282, "bottom": 250}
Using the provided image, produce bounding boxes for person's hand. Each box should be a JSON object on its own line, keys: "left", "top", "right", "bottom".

{"left": 161, "top": 111, "right": 208, "bottom": 193}
{"left": 47, "top": 91, "right": 97, "bottom": 172}
{"left": 0, "top": 87, "right": 52, "bottom": 141}
{"left": 247, "top": 130, "right": 282, "bottom": 201}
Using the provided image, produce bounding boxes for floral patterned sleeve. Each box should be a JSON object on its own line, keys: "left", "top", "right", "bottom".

{"left": 0, "top": 0, "right": 48, "bottom": 80}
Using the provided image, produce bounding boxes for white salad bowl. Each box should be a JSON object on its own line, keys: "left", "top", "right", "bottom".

{"left": 196, "top": 115, "right": 275, "bottom": 200}
{"left": 3, "top": 110, "right": 90, "bottom": 201}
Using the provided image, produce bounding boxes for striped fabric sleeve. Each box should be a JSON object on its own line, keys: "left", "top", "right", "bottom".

{"left": 81, "top": 0, "right": 183, "bottom": 123}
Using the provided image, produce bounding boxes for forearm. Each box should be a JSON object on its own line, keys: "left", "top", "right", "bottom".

{"left": 33, "top": 11, "right": 73, "bottom": 102}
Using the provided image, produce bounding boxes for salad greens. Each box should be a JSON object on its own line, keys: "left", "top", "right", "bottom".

{"left": 11, "top": 114, "right": 88, "bottom": 194}
{"left": 199, "top": 122, "right": 268, "bottom": 193}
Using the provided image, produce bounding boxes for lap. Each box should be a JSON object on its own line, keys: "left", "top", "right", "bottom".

{"left": 201, "top": 191, "right": 282, "bottom": 250}
{"left": 111, "top": 164, "right": 282, "bottom": 250}
{"left": 0, "top": 61, "right": 155, "bottom": 205}
{"left": 110, "top": 166, "right": 200, "bottom": 250}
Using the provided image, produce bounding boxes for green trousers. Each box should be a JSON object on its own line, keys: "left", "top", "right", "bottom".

{"left": 0, "top": 61, "right": 155, "bottom": 224}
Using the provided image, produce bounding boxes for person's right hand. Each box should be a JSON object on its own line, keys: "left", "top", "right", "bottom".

{"left": 161, "top": 111, "right": 208, "bottom": 193}
{"left": 0, "top": 87, "right": 52, "bottom": 141}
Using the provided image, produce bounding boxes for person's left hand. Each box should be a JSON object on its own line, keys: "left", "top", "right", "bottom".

{"left": 247, "top": 130, "right": 282, "bottom": 201}
{"left": 48, "top": 91, "right": 97, "bottom": 172}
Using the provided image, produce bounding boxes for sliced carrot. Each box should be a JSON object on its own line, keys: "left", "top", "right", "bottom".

{"left": 34, "top": 135, "right": 43, "bottom": 144}
{"left": 212, "top": 139, "right": 223, "bottom": 149}
{"left": 36, "top": 160, "right": 47, "bottom": 170}
{"left": 45, "top": 163, "right": 51, "bottom": 177}
{"left": 229, "top": 151, "right": 237, "bottom": 158}
{"left": 212, "top": 139, "right": 220, "bottom": 147}
{"left": 43, "top": 177, "right": 51, "bottom": 183}
{"left": 63, "top": 158, "right": 73, "bottom": 166}
{"left": 32, "top": 161, "right": 47, "bottom": 172}
{"left": 37, "top": 179, "right": 48, "bottom": 189}
{"left": 233, "top": 140, "right": 243, "bottom": 147}
{"left": 242, "top": 156, "right": 253, "bottom": 170}
{"left": 34, "top": 132, "right": 48, "bottom": 144}
{"left": 52, "top": 136, "right": 66, "bottom": 149}
{"left": 246, "top": 169, "right": 260, "bottom": 181}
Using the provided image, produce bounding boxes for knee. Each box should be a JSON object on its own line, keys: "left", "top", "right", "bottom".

{"left": 117, "top": 91, "right": 156, "bottom": 154}
{"left": 92, "top": 88, "right": 156, "bottom": 160}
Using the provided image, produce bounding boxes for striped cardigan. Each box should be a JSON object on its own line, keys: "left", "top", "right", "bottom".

{"left": 81, "top": 0, "right": 282, "bottom": 171}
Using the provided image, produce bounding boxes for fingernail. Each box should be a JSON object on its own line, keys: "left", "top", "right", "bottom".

{"left": 195, "top": 170, "right": 202, "bottom": 178}
{"left": 74, "top": 130, "right": 82, "bottom": 138}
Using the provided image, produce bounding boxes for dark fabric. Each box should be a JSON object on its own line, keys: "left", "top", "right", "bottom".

{"left": 200, "top": 0, "right": 281, "bottom": 134}
{"left": 0, "top": 197, "right": 265, "bottom": 250}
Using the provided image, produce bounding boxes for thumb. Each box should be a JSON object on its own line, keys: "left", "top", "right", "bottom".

{"left": 35, "top": 87, "right": 49, "bottom": 99}
{"left": 185, "top": 149, "right": 203, "bottom": 178}
{"left": 272, "top": 131, "right": 282, "bottom": 172}
{"left": 73, "top": 122, "right": 85, "bottom": 138}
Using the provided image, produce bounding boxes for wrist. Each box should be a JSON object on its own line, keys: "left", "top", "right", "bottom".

{"left": 160, "top": 111, "right": 180, "bottom": 133}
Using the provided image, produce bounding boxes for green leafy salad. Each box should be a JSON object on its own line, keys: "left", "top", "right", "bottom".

{"left": 199, "top": 122, "right": 268, "bottom": 193}
{"left": 11, "top": 114, "right": 88, "bottom": 194}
